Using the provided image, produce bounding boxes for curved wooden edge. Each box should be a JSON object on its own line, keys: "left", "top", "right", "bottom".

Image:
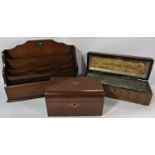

{"left": 8, "top": 39, "right": 75, "bottom": 51}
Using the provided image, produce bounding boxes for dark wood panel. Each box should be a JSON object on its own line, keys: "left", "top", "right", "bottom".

{"left": 46, "top": 97, "right": 104, "bottom": 116}
{"left": 5, "top": 81, "right": 49, "bottom": 102}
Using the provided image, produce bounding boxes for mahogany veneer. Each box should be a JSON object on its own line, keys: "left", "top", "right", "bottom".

{"left": 2, "top": 39, "right": 78, "bottom": 101}
{"left": 45, "top": 77, "right": 105, "bottom": 116}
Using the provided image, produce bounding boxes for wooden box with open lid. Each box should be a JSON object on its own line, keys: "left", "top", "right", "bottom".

{"left": 87, "top": 52, "right": 154, "bottom": 105}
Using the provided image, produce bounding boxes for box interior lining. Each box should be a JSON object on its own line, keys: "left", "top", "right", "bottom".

{"left": 89, "top": 56, "right": 151, "bottom": 79}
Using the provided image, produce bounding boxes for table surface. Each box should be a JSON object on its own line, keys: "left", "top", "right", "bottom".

{"left": 0, "top": 65, "right": 155, "bottom": 118}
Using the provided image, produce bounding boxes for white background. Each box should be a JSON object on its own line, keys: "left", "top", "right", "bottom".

{"left": 0, "top": 0, "right": 155, "bottom": 155}
{"left": 0, "top": 37, "right": 155, "bottom": 118}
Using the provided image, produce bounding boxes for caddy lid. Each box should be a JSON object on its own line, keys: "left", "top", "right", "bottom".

{"left": 45, "top": 77, "right": 105, "bottom": 97}
{"left": 87, "top": 52, "right": 154, "bottom": 80}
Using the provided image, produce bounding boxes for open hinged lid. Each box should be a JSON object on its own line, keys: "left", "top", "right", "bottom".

{"left": 87, "top": 52, "right": 154, "bottom": 80}
{"left": 45, "top": 77, "right": 105, "bottom": 97}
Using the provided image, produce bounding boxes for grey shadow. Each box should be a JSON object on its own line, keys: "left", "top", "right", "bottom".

{"left": 103, "top": 97, "right": 119, "bottom": 114}
{"left": 75, "top": 47, "right": 87, "bottom": 75}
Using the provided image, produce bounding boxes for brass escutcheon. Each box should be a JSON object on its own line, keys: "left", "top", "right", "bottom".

{"left": 70, "top": 103, "right": 80, "bottom": 109}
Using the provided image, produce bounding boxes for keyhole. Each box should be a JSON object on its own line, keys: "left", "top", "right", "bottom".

{"left": 70, "top": 103, "right": 80, "bottom": 108}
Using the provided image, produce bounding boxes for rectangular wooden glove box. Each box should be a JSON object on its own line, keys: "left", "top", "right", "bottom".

{"left": 45, "top": 77, "right": 105, "bottom": 116}
{"left": 87, "top": 52, "right": 154, "bottom": 105}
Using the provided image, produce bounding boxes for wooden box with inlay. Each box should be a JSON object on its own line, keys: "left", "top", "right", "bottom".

{"left": 87, "top": 52, "right": 154, "bottom": 105}
{"left": 45, "top": 77, "right": 105, "bottom": 116}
